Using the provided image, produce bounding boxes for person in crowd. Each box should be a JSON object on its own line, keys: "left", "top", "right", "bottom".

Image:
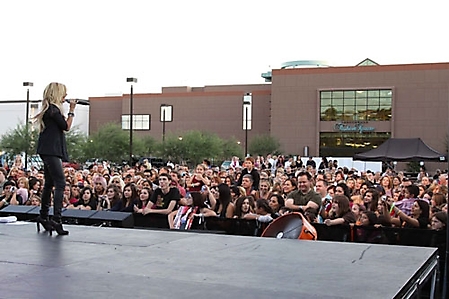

{"left": 351, "top": 203, "right": 366, "bottom": 225}
{"left": 114, "top": 183, "right": 139, "bottom": 213}
{"left": 13, "top": 154, "right": 23, "bottom": 169}
{"left": 323, "top": 195, "right": 356, "bottom": 226}
{"left": 26, "top": 194, "right": 42, "bottom": 206}
{"left": 306, "top": 157, "right": 316, "bottom": 169}
{"left": 395, "top": 184, "right": 419, "bottom": 216}
{"left": 69, "top": 184, "right": 81, "bottom": 204}
{"left": 420, "top": 176, "right": 431, "bottom": 190}
{"left": 15, "top": 177, "right": 29, "bottom": 205}
{"left": 237, "top": 157, "right": 260, "bottom": 191}
{"left": 334, "top": 171, "right": 345, "bottom": 184}
{"left": 224, "top": 175, "right": 235, "bottom": 187}
{"left": 109, "top": 175, "right": 125, "bottom": 191}
{"left": 0, "top": 180, "right": 21, "bottom": 209}
{"left": 92, "top": 175, "right": 107, "bottom": 199}
{"left": 0, "top": 167, "right": 7, "bottom": 194}
{"left": 28, "top": 177, "right": 42, "bottom": 198}
{"left": 69, "top": 186, "right": 97, "bottom": 210}
{"left": 256, "top": 178, "right": 272, "bottom": 200}
{"left": 431, "top": 211, "right": 447, "bottom": 231}
{"left": 233, "top": 196, "right": 255, "bottom": 219}
{"left": 430, "top": 193, "right": 446, "bottom": 210}
{"left": 318, "top": 157, "right": 329, "bottom": 170}
{"left": 389, "top": 199, "right": 430, "bottom": 229}
{"left": 134, "top": 186, "right": 152, "bottom": 214}
{"left": 186, "top": 164, "right": 210, "bottom": 192}
{"left": 315, "top": 179, "right": 328, "bottom": 200}
{"left": 363, "top": 188, "right": 380, "bottom": 212}
{"left": 229, "top": 185, "right": 242, "bottom": 203}
{"left": 268, "top": 193, "right": 285, "bottom": 217}
{"left": 214, "top": 183, "right": 235, "bottom": 218}
{"left": 35, "top": 82, "right": 77, "bottom": 235}
{"left": 285, "top": 171, "right": 321, "bottom": 216}
{"left": 243, "top": 198, "right": 274, "bottom": 223}
{"left": 143, "top": 173, "right": 180, "bottom": 215}
{"left": 345, "top": 177, "right": 356, "bottom": 196}
{"left": 335, "top": 182, "right": 352, "bottom": 200}
{"left": 240, "top": 174, "right": 257, "bottom": 197}
{"left": 354, "top": 210, "right": 388, "bottom": 244}
{"left": 62, "top": 183, "right": 72, "bottom": 208}
{"left": 98, "top": 184, "right": 121, "bottom": 211}
{"left": 380, "top": 175, "right": 393, "bottom": 197}
{"left": 282, "top": 178, "right": 297, "bottom": 198}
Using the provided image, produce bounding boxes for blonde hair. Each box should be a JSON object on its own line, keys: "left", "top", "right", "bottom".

{"left": 34, "top": 82, "right": 67, "bottom": 132}
{"left": 18, "top": 177, "right": 29, "bottom": 189}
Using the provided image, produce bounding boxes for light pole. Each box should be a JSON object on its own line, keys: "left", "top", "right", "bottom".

{"left": 160, "top": 104, "right": 172, "bottom": 142}
{"left": 126, "top": 77, "right": 137, "bottom": 167}
{"left": 23, "top": 82, "right": 33, "bottom": 169}
{"left": 242, "top": 93, "right": 252, "bottom": 157}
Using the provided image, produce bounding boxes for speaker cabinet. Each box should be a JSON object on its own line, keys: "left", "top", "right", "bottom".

{"left": 261, "top": 212, "right": 317, "bottom": 240}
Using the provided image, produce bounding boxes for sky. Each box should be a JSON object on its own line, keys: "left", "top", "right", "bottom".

{"left": 1, "top": 0, "right": 448, "bottom": 102}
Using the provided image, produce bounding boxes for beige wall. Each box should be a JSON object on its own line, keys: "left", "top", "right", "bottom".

{"left": 270, "top": 63, "right": 449, "bottom": 158}
{"left": 90, "top": 84, "right": 271, "bottom": 144}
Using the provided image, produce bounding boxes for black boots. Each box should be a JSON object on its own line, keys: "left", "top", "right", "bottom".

{"left": 36, "top": 216, "right": 53, "bottom": 233}
{"left": 49, "top": 219, "right": 69, "bottom": 235}
{"left": 36, "top": 216, "right": 69, "bottom": 236}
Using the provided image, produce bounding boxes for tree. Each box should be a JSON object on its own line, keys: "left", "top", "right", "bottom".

{"left": 0, "top": 124, "right": 87, "bottom": 164}
{"left": 0, "top": 123, "right": 38, "bottom": 157}
{"left": 65, "top": 128, "right": 88, "bottom": 162}
{"left": 248, "top": 134, "right": 280, "bottom": 157}
{"left": 134, "top": 135, "right": 158, "bottom": 157}
{"left": 219, "top": 137, "right": 243, "bottom": 161}
{"left": 84, "top": 123, "right": 130, "bottom": 163}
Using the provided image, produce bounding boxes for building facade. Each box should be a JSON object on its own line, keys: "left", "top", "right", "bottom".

{"left": 89, "top": 61, "right": 449, "bottom": 167}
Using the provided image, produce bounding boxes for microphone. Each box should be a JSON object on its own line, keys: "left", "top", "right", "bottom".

{"left": 65, "top": 99, "right": 90, "bottom": 106}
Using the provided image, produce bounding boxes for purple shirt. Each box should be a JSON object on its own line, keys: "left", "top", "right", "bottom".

{"left": 394, "top": 197, "right": 416, "bottom": 216}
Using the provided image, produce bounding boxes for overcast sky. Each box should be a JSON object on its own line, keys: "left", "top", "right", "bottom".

{"left": 1, "top": 0, "right": 448, "bottom": 102}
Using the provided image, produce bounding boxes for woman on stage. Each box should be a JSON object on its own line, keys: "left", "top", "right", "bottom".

{"left": 35, "top": 82, "right": 76, "bottom": 235}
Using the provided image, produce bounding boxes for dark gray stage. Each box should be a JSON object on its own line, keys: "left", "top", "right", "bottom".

{"left": 0, "top": 222, "right": 438, "bottom": 298}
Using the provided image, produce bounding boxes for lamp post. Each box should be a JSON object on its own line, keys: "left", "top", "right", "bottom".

{"left": 23, "top": 82, "right": 33, "bottom": 169}
{"left": 242, "top": 93, "right": 252, "bottom": 157}
{"left": 160, "top": 104, "right": 173, "bottom": 142}
{"left": 126, "top": 77, "right": 137, "bottom": 167}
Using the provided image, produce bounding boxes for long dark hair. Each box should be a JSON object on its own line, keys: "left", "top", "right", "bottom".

{"left": 107, "top": 184, "right": 122, "bottom": 208}
{"left": 190, "top": 192, "right": 206, "bottom": 208}
{"left": 234, "top": 196, "right": 255, "bottom": 218}
{"left": 122, "top": 183, "right": 138, "bottom": 206}
{"left": 216, "top": 183, "right": 232, "bottom": 216}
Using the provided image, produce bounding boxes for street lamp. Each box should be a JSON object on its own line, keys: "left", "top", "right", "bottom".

{"left": 23, "top": 82, "right": 33, "bottom": 169}
{"left": 160, "top": 104, "right": 173, "bottom": 142}
{"left": 126, "top": 77, "right": 137, "bottom": 166}
{"left": 242, "top": 93, "right": 252, "bottom": 157}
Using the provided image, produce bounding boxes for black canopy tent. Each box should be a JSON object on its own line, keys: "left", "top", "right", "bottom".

{"left": 353, "top": 138, "right": 446, "bottom": 162}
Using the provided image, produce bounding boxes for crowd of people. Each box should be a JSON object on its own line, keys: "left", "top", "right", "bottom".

{"left": 1, "top": 154, "right": 448, "bottom": 235}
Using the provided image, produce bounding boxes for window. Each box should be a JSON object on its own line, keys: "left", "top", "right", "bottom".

{"left": 122, "top": 114, "right": 151, "bottom": 130}
{"left": 320, "top": 132, "right": 391, "bottom": 157}
{"left": 320, "top": 89, "right": 392, "bottom": 121}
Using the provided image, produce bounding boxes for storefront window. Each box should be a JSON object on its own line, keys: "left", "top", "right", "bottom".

{"left": 320, "top": 89, "right": 392, "bottom": 121}
{"left": 319, "top": 132, "right": 391, "bottom": 157}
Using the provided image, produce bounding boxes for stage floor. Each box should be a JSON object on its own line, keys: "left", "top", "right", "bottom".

{"left": 0, "top": 222, "right": 438, "bottom": 298}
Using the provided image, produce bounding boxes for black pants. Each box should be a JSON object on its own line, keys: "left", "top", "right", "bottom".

{"left": 40, "top": 155, "right": 65, "bottom": 222}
